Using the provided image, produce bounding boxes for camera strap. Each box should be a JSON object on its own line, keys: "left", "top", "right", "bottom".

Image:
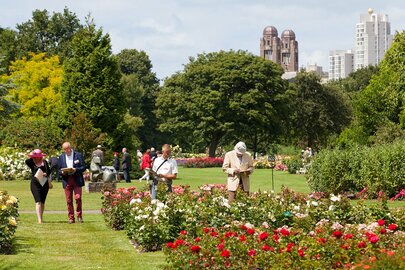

{"left": 154, "top": 159, "right": 168, "bottom": 175}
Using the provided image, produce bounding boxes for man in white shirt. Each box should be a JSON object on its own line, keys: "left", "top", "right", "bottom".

{"left": 151, "top": 144, "right": 178, "bottom": 200}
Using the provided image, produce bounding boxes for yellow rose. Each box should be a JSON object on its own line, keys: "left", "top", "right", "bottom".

{"left": 8, "top": 217, "right": 17, "bottom": 226}
{"left": 9, "top": 195, "right": 18, "bottom": 203}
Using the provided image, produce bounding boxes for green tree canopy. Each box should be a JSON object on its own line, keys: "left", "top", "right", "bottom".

{"left": 16, "top": 8, "right": 82, "bottom": 61}
{"left": 287, "top": 71, "right": 352, "bottom": 148}
{"left": 60, "top": 20, "right": 125, "bottom": 147}
{"left": 156, "top": 50, "right": 285, "bottom": 157}
{"left": 115, "top": 49, "right": 162, "bottom": 149}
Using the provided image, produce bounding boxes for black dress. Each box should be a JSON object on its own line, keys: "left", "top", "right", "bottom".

{"left": 25, "top": 158, "right": 51, "bottom": 203}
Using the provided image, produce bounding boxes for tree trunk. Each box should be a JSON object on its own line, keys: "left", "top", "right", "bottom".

{"left": 208, "top": 135, "right": 221, "bottom": 157}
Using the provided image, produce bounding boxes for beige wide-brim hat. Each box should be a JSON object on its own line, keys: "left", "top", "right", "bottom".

{"left": 234, "top": 142, "right": 247, "bottom": 154}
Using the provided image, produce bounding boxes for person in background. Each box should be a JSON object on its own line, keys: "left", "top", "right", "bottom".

{"left": 92, "top": 145, "right": 104, "bottom": 165}
{"left": 151, "top": 144, "right": 178, "bottom": 200}
{"left": 25, "top": 149, "right": 52, "bottom": 224}
{"left": 222, "top": 141, "right": 254, "bottom": 203}
{"left": 139, "top": 149, "right": 151, "bottom": 182}
{"left": 136, "top": 149, "right": 143, "bottom": 163}
{"left": 113, "top": 152, "right": 120, "bottom": 181}
{"left": 149, "top": 147, "right": 157, "bottom": 161}
{"left": 122, "top": 148, "right": 132, "bottom": 183}
{"left": 58, "top": 142, "right": 86, "bottom": 224}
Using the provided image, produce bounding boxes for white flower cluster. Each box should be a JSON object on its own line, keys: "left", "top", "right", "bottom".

{"left": 131, "top": 199, "right": 169, "bottom": 225}
{"left": 0, "top": 148, "right": 31, "bottom": 180}
{"left": 212, "top": 196, "right": 231, "bottom": 209}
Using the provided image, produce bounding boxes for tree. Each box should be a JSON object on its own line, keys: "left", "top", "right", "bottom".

{"left": 0, "top": 52, "right": 63, "bottom": 119}
{"left": 156, "top": 50, "right": 285, "bottom": 157}
{"left": 343, "top": 30, "right": 405, "bottom": 146}
{"left": 60, "top": 20, "right": 125, "bottom": 147}
{"left": 15, "top": 8, "right": 81, "bottom": 61}
{"left": 287, "top": 71, "right": 352, "bottom": 148}
{"left": 115, "top": 49, "right": 162, "bottom": 149}
{"left": 0, "top": 27, "right": 17, "bottom": 74}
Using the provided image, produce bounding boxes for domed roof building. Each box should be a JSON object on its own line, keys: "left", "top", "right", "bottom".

{"left": 260, "top": 26, "right": 298, "bottom": 72}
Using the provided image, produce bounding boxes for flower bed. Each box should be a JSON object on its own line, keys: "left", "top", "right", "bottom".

{"left": 102, "top": 183, "right": 404, "bottom": 266}
{"left": 181, "top": 157, "right": 224, "bottom": 168}
{"left": 0, "top": 191, "right": 19, "bottom": 254}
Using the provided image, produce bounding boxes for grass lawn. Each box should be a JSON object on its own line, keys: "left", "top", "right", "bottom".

{"left": 0, "top": 167, "right": 402, "bottom": 269}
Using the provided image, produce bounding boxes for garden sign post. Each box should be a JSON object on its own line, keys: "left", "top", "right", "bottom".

{"left": 268, "top": 155, "right": 276, "bottom": 191}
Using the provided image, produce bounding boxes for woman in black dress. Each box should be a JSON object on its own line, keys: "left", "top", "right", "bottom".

{"left": 25, "top": 149, "right": 53, "bottom": 223}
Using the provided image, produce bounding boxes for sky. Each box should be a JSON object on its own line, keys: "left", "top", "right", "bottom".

{"left": 1, "top": 0, "right": 405, "bottom": 80}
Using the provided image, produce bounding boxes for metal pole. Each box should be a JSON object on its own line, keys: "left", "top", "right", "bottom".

{"left": 271, "top": 167, "right": 274, "bottom": 192}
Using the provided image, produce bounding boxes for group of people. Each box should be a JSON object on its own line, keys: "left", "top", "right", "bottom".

{"left": 26, "top": 141, "right": 255, "bottom": 224}
{"left": 26, "top": 142, "right": 85, "bottom": 224}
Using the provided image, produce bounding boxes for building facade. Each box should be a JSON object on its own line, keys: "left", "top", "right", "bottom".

{"left": 354, "top": 8, "right": 393, "bottom": 70}
{"left": 329, "top": 50, "right": 354, "bottom": 80}
{"left": 260, "top": 26, "right": 298, "bottom": 72}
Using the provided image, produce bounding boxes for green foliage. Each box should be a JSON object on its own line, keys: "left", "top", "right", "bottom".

{"left": 156, "top": 50, "right": 285, "bottom": 156}
{"left": 0, "top": 117, "right": 64, "bottom": 151}
{"left": 65, "top": 112, "right": 106, "bottom": 163}
{"left": 284, "top": 155, "right": 302, "bottom": 174}
{"left": 328, "top": 65, "right": 379, "bottom": 94}
{"left": 0, "top": 28, "right": 17, "bottom": 74}
{"left": 115, "top": 49, "right": 163, "bottom": 149}
{"left": 0, "top": 191, "right": 18, "bottom": 254}
{"left": 287, "top": 71, "right": 352, "bottom": 147}
{"left": 61, "top": 20, "right": 125, "bottom": 146}
{"left": 1, "top": 52, "right": 63, "bottom": 119}
{"left": 307, "top": 140, "right": 405, "bottom": 197}
{"left": 349, "top": 31, "right": 405, "bottom": 145}
{"left": 15, "top": 8, "right": 82, "bottom": 61}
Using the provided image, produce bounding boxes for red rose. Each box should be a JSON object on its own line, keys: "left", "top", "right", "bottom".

{"left": 221, "top": 249, "right": 231, "bottom": 258}
{"left": 217, "top": 243, "right": 225, "bottom": 251}
{"left": 280, "top": 228, "right": 290, "bottom": 236}
{"left": 239, "top": 235, "right": 246, "bottom": 242}
{"left": 166, "top": 242, "right": 175, "bottom": 248}
{"left": 317, "top": 237, "right": 327, "bottom": 244}
{"left": 388, "top": 224, "right": 397, "bottom": 231}
{"left": 180, "top": 230, "right": 187, "bottom": 235}
{"left": 272, "top": 234, "right": 280, "bottom": 242}
{"left": 210, "top": 231, "right": 218, "bottom": 237}
{"left": 262, "top": 244, "right": 271, "bottom": 251}
{"left": 369, "top": 235, "right": 379, "bottom": 244}
{"left": 377, "top": 219, "right": 385, "bottom": 226}
{"left": 224, "top": 232, "right": 234, "bottom": 238}
{"left": 343, "top": 234, "right": 353, "bottom": 239}
{"left": 248, "top": 249, "right": 256, "bottom": 257}
{"left": 259, "top": 232, "right": 269, "bottom": 241}
{"left": 191, "top": 245, "right": 201, "bottom": 253}
{"left": 203, "top": 227, "right": 210, "bottom": 234}
{"left": 175, "top": 239, "right": 185, "bottom": 246}
{"left": 357, "top": 241, "right": 367, "bottom": 248}
{"left": 298, "top": 248, "right": 305, "bottom": 257}
{"left": 380, "top": 228, "right": 387, "bottom": 234}
{"left": 332, "top": 230, "right": 343, "bottom": 238}
{"left": 241, "top": 225, "right": 248, "bottom": 230}
{"left": 247, "top": 228, "right": 255, "bottom": 235}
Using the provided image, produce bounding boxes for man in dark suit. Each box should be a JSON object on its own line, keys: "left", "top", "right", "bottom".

{"left": 122, "top": 147, "right": 132, "bottom": 183}
{"left": 58, "top": 142, "right": 86, "bottom": 224}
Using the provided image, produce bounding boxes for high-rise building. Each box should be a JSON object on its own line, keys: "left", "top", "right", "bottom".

{"left": 329, "top": 50, "right": 354, "bottom": 80}
{"left": 354, "top": 8, "right": 393, "bottom": 70}
{"left": 260, "top": 26, "right": 298, "bottom": 72}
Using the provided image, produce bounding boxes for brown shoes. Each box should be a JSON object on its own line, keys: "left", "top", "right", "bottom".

{"left": 68, "top": 220, "right": 75, "bottom": 224}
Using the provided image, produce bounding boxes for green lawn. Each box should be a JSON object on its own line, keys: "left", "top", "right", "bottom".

{"left": 0, "top": 167, "right": 402, "bottom": 269}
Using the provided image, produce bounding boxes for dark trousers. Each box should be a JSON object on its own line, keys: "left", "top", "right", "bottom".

{"left": 123, "top": 169, "right": 130, "bottom": 182}
{"left": 64, "top": 176, "right": 82, "bottom": 221}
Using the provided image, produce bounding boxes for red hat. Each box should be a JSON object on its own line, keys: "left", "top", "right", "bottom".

{"left": 28, "top": 149, "right": 47, "bottom": 158}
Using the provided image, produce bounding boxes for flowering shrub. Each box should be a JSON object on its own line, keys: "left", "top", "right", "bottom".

{"left": 164, "top": 220, "right": 405, "bottom": 269}
{"left": 253, "top": 156, "right": 288, "bottom": 171}
{"left": 0, "top": 191, "right": 19, "bottom": 254}
{"left": 102, "top": 184, "right": 404, "bottom": 256}
{"left": 0, "top": 147, "right": 31, "bottom": 180}
{"left": 182, "top": 157, "right": 224, "bottom": 168}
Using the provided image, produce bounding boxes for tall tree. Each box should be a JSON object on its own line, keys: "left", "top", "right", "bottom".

{"left": 16, "top": 8, "right": 81, "bottom": 61}
{"left": 0, "top": 52, "right": 63, "bottom": 119}
{"left": 287, "top": 71, "right": 352, "bottom": 148}
{"left": 115, "top": 49, "right": 162, "bottom": 149}
{"left": 156, "top": 50, "right": 285, "bottom": 157}
{"left": 0, "top": 27, "right": 17, "bottom": 74}
{"left": 60, "top": 19, "right": 125, "bottom": 147}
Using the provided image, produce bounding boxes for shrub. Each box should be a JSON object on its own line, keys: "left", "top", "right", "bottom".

{"left": 0, "top": 147, "right": 31, "bottom": 180}
{"left": 307, "top": 140, "right": 405, "bottom": 197}
{"left": 0, "top": 191, "right": 19, "bottom": 254}
{"left": 284, "top": 155, "right": 302, "bottom": 174}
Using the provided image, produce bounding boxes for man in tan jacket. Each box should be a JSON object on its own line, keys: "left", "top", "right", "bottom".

{"left": 222, "top": 141, "right": 254, "bottom": 203}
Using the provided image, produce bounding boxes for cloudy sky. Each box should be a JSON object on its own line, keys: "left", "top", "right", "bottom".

{"left": 1, "top": 0, "right": 405, "bottom": 80}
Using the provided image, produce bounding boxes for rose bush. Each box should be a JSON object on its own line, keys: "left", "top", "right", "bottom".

{"left": 102, "top": 183, "right": 404, "bottom": 258}
{"left": 181, "top": 157, "right": 224, "bottom": 168}
{"left": 0, "top": 190, "right": 19, "bottom": 254}
{"left": 0, "top": 147, "right": 30, "bottom": 180}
